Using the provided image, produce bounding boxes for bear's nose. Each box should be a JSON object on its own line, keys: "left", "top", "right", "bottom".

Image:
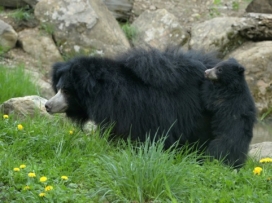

{"left": 45, "top": 103, "right": 51, "bottom": 112}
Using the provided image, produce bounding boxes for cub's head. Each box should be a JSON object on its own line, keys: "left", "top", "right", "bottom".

{"left": 204, "top": 58, "right": 245, "bottom": 84}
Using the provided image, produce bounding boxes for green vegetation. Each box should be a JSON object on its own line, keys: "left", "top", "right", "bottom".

{"left": 1, "top": 113, "right": 272, "bottom": 202}
{"left": 0, "top": 64, "right": 272, "bottom": 202}
{"left": 260, "top": 107, "right": 272, "bottom": 121}
{"left": 232, "top": 1, "right": 240, "bottom": 11}
{"left": 120, "top": 22, "right": 137, "bottom": 42}
{"left": 8, "top": 7, "right": 34, "bottom": 22}
{"left": 40, "top": 22, "right": 55, "bottom": 35}
{"left": 0, "top": 64, "right": 39, "bottom": 103}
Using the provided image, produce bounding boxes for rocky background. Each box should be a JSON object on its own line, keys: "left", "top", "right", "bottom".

{"left": 0, "top": 0, "right": 272, "bottom": 157}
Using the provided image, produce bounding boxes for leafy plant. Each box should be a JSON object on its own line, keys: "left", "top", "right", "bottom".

{"left": 120, "top": 23, "right": 137, "bottom": 41}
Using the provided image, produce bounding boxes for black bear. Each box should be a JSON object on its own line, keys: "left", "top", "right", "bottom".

{"left": 202, "top": 58, "right": 256, "bottom": 168}
{"left": 45, "top": 47, "right": 255, "bottom": 168}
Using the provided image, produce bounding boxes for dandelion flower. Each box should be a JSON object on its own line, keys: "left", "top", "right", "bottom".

{"left": 20, "top": 164, "right": 26, "bottom": 169}
{"left": 28, "top": 172, "right": 36, "bottom": 178}
{"left": 23, "top": 185, "right": 30, "bottom": 190}
{"left": 45, "top": 185, "right": 53, "bottom": 191}
{"left": 13, "top": 168, "right": 20, "bottom": 172}
{"left": 40, "top": 176, "right": 47, "bottom": 182}
{"left": 69, "top": 130, "right": 74, "bottom": 135}
{"left": 39, "top": 192, "right": 46, "bottom": 197}
{"left": 17, "top": 124, "right": 24, "bottom": 130}
{"left": 3, "top": 114, "right": 9, "bottom": 119}
{"left": 61, "top": 175, "right": 68, "bottom": 180}
{"left": 253, "top": 167, "right": 263, "bottom": 175}
{"left": 260, "top": 157, "right": 272, "bottom": 163}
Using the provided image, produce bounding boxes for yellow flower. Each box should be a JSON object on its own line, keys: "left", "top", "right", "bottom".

{"left": 40, "top": 176, "right": 47, "bottom": 182}
{"left": 253, "top": 167, "right": 263, "bottom": 175}
{"left": 260, "top": 157, "right": 272, "bottom": 163}
{"left": 23, "top": 185, "right": 30, "bottom": 190}
{"left": 39, "top": 192, "right": 46, "bottom": 197}
{"left": 17, "top": 124, "right": 24, "bottom": 130}
{"left": 20, "top": 164, "right": 26, "bottom": 169}
{"left": 45, "top": 185, "right": 53, "bottom": 191}
{"left": 3, "top": 114, "right": 9, "bottom": 119}
{"left": 28, "top": 172, "right": 36, "bottom": 178}
{"left": 13, "top": 168, "right": 20, "bottom": 172}
{"left": 69, "top": 130, "right": 74, "bottom": 135}
{"left": 61, "top": 175, "right": 68, "bottom": 180}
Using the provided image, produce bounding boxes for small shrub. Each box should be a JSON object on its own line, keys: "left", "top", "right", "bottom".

{"left": 120, "top": 23, "right": 137, "bottom": 41}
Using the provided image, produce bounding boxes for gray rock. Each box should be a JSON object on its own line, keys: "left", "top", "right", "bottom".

{"left": 0, "top": 95, "right": 49, "bottom": 118}
{"left": 23, "top": 0, "right": 40, "bottom": 8}
{"left": 132, "top": 9, "right": 188, "bottom": 50}
{"left": 0, "top": 0, "right": 27, "bottom": 8}
{"left": 103, "top": 0, "right": 134, "bottom": 20}
{"left": 228, "top": 41, "right": 272, "bottom": 114}
{"left": 232, "top": 13, "right": 272, "bottom": 41}
{"left": 246, "top": 0, "right": 272, "bottom": 14}
{"left": 249, "top": 142, "right": 272, "bottom": 160}
{"left": 0, "top": 20, "right": 18, "bottom": 52}
{"left": 190, "top": 17, "right": 246, "bottom": 56}
{"left": 18, "top": 28, "right": 63, "bottom": 75}
{"left": 34, "top": 0, "right": 130, "bottom": 58}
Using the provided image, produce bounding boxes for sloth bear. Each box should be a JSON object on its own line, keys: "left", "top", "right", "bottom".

{"left": 45, "top": 47, "right": 256, "bottom": 168}
{"left": 202, "top": 58, "right": 256, "bottom": 167}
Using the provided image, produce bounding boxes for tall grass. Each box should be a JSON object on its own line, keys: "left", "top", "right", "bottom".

{"left": 0, "top": 64, "right": 39, "bottom": 103}
{"left": 1, "top": 113, "right": 272, "bottom": 202}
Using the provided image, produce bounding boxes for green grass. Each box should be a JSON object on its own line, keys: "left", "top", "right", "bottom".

{"left": 0, "top": 64, "right": 40, "bottom": 103}
{"left": 1, "top": 64, "right": 272, "bottom": 202}
{"left": 8, "top": 7, "right": 34, "bottom": 22}
{"left": 40, "top": 22, "right": 55, "bottom": 35}
{"left": 0, "top": 114, "right": 272, "bottom": 202}
{"left": 120, "top": 23, "right": 137, "bottom": 42}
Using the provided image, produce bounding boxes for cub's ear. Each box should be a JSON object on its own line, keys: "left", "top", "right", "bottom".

{"left": 228, "top": 58, "right": 245, "bottom": 74}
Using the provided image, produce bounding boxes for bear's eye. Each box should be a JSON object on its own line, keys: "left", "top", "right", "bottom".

{"left": 217, "top": 67, "right": 222, "bottom": 73}
{"left": 61, "top": 88, "right": 69, "bottom": 95}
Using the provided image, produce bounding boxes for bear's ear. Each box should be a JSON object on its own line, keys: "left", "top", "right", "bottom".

{"left": 70, "top": 64, "right": 97, "bottom": 94}
{"left": 237, "top": 65, "right": 245, "bottom": 74}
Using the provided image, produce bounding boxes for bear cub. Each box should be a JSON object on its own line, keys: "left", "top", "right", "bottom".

{"left": 202, "top": 58, "right": 256, "bottom": 168}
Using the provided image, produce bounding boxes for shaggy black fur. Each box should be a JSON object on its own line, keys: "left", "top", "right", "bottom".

{"left": 202, "top": 58, "right": 256, "bottom": 168}
{"left": 49, "top": 47, "right": 256, "bottom": 168}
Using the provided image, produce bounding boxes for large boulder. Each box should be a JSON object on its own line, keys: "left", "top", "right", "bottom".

{"left": 34, "top": 0, "right": 130, "bottom": 58}
{"left": 0, "top": 96, "right": 49, "bottom": 118}
{"left": 189, "top": 17, "right": 246, "bottom": 56}
{"left": 228, "top": 41, "right": 272, "bottom": 115}
{"left": 132, "top": 9, "right": 188, "bottom": 50}
{"left": 0, "top": 0, "right": 27, "bottom": 8}
{"left": 0, "top": 20, "right": 18, "bottom": 52}
{"left": 103, "top": 0, "right": 134, "bottom": 20}
{"left": 18, "top": 28, "right": 63, "bottom": 76}
{"left": 249, "top": 142, "right": 272, "bottom": 160}
{"left": 232, "top": 13, "right": 272, "bottom": 41}
{"left": 246, "top": 0, "right": 272, "bottom": 14}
